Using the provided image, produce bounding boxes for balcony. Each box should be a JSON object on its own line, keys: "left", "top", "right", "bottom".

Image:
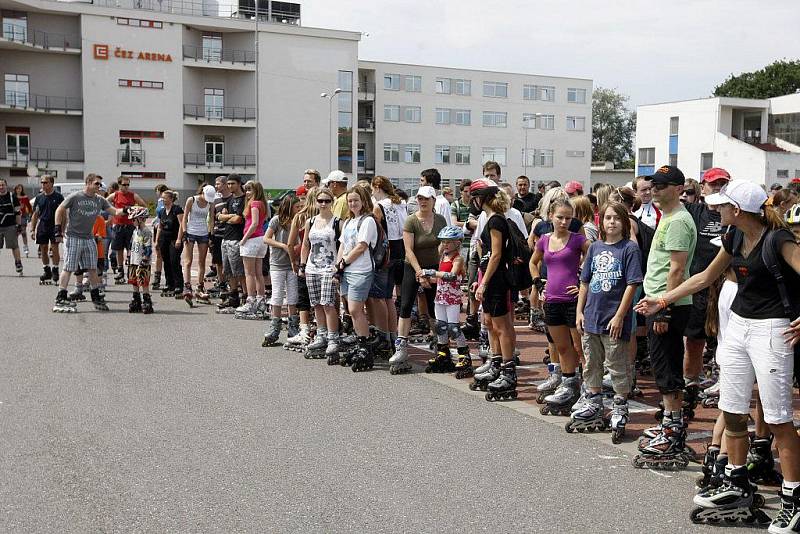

{"left": 357, "top": 117, "right": 375, "bottom": 132}
{"left": 357, "top": 82, "right": 375, "bottom": 101}
{"left": 117, "top": 149, "right": 146, "bottom": 166}
{"left": 1, "top": 91, "right": 82, "bottom": 115}
{"left": 0, "top": 147, "right": 84, "bottom": 167}
{"left": 0, "top": 23, "right": 80, "bottom": 54}
{"left": 356, "top": 164, "right": 375, "bottom": 175}
{"left": 183, "top": 104, "right": 256, "bottom": 127}
{"left": 183, "top": 152, "right": 255, "bottom": 172}
{"left": 182, "top": 44, "right": 256, "bottom": 71}
{"left": 67, "top": 0, "right": 300, "bottom": 25}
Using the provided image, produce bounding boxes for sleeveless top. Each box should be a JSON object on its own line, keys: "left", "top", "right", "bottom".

{"left": 243, "top": 200, "right": 266, "bottom": 239}
{"left": 186, "top": 196, "right": 211, "bottom": 237}
{"left": 434, "top": 251, "right": 462, "bottom": 306}
{"left": 111, "top": 190, "right": 135, "bottom": 225}
{"left": 306, "top": 215, "right": 338, "bottom": 275}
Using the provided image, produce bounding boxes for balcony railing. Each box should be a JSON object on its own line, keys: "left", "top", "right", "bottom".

{"left": 117, "top": 149, "right": 146, "bottom": 165}
{"left": 357, "top": 82, "right": 375, "bottom": 100}
{"left": 3, "top": 91, "right": 83, "bottom": 112}
{"left": 184, "top": 152, "right": 255, "bottom": 167}
{"left": 184, "top": 104, "right": 256, "bottom": 121}
{"left": 1, "top": 22, "right": 81, "bottom": 50}
{"left": 0, "top": 147, "right": 84, "bottom": 164}
{"left": 182, "top": 44, "right": 256, "bottom": 64}
{"left": 358, "top": 117, "right": 375, "bottom": 130}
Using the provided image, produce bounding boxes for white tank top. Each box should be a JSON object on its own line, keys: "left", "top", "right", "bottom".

{"left": 379, "top": 197, "right": 407, "bottom": 241}
{"left": 186, "top": 196, "right": 211, "bottom": 236}
{"left": 306, "top": 215, "right": 338, "bottom": 275}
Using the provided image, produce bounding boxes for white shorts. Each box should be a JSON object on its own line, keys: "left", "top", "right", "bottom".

{"left": 239, "top": 236, "right": 267, "bottom": 258}
{"left": 271, "top": 269, "right": 298, "bottom": 306}
{"left": 717, "top": 312, "right": 795, "bottom": 425}
{"left": 434, "top": 303, "right": 460, "bottom": 324}
{"left": 717, "top": 280, "right": 738, "bottom": 345}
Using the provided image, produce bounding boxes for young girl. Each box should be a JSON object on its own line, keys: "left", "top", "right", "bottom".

{"left": 13, "top": 184, "right": 31, "bottom": 257}
{"left": 299, "top": 187, "right": 341, "bottom": 361}
{"left": 127, "top": 206, "right": 154, "bottom": 314}
{"left": 421, "top": 225, "right": 471, "bottom": 377}
{"left": 179, "top": 184, "right": 214, "bottom": 306}
{"left": 530, "top": 199, "right": 590, "bottom": 415}
{"left": 236, "top": 180, "right": 268, "bottom": 318}
{"left": 287, "top": 186, "right": 317, "bottom": 348}
{"left": 572, "top": 202, "right": 642, "bottom": 442}
{"left": 262, "top": 194, "right": 301, "bottom": 346}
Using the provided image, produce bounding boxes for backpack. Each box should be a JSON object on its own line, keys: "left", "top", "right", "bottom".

{"left": 502, "top": 215, "right": 533, "bottom": 291}
{"left": 356, "top": 214, "right": 389, "bottom": 270}
{"left": 731, "top": 228, "right": 795, "bottom": 317}
{"left": 632, "top": 215, "right": 655, "bottom": 273}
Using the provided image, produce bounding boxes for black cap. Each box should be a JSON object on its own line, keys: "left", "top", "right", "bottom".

{"left": 649, "top": 165, "right": 685, "bottom": 186}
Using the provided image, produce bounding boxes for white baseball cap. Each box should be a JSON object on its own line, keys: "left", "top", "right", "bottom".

{"left": 416, "top": 185, "right": 436, "bottom": 199}
{"left": 202, "top": 184, "right": 216, "bottom": 203}
{"left": 324, "top": 170, "right": 347, "bottom": 185}
{"left": 704, "top": 181, "right": 767, "bottom": 214}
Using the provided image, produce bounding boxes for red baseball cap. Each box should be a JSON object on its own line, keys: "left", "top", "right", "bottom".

{"left": 791, "top": 178, "right": 800, "bottom": 184}
{"left": 564, "top": 180, "right": 583, "bottom": 194}
{"left": 701, "top": 167, "right": 731, "bottom": 184}
{"left": 295, "top": 185, "right": 308, "bottom": 196}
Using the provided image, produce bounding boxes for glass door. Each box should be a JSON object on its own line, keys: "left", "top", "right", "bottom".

{"left": 204, "top": 88, "right": 224, "bottom": 119}
{"left": 2, "top": 14, "right": 27, "bottom": 42}
{"left": 4, "top": 74, "right": 29, "bottom": 107}
{"left": 119, "top": 137, "right": 142, "bottom": 164}
{"left": 205, "top": 136, "right": 224, "bottom": 165}
{"left": 202, "top": 33, "right": 222, "bottom": 61}
{"left": 6, "top": 132, "right": 30, "bottom": 162}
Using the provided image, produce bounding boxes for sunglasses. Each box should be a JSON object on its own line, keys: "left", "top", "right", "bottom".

{"left": 682, "top": 190, "right": 696, "bottom": 196}
{"left": 93, "top": 182, "right": 102, "bottom": 186}
{"left": 317, "top": 198, "right": 332, "bottom": 204}
{"left": 120, "top": 183, "right": 130, "bottom": 186}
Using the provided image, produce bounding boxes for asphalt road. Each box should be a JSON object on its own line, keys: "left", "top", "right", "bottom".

{"left": 0, "top": 254, "right": 766, "bottom": 533}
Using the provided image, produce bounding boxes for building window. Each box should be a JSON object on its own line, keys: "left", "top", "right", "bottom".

{"left": 404, "top": 75, "right": 422, "bottom": 93}
{"left": 566, "top": 150, "right": 585, "bottom": 157}
{"left": 482, "top": 111, "right": 507, "bottom": 128}
{"left": 669, "top": 154, "right": 678, "bottom": 166}
{"left": 2, "top": 13, "right": 27, "bottom": 42}
{"left": 566, "top": 116, "right": 586, "bottom": 131}
{"left": 435, "top": 145, "right": 450, "bottom": 164}
{"left": 435, "top": 108, "right": 451, "bottom": 125}
{"left": 523, "top": 85, "right": 536, "bottom": 100}
{"left": 539, "top": 114, "right": 555, "bottom": 130}
{"left": 117, "top": 17, "right": 163, "bottom": 28}
{"left": 701, "top": 152, "right": 713, "bottom": 172}
{"left": 4, "top": 74, "right": 29, "bottom": 107}
{"left": 522, "top": 113, "right": 537, "bottom": 129}
{"left": 204, "top": 88, "right": 224, "bottom": 119}
{"left": 384, "top": 74, "right": 400, "bottom": 91}
{"left": 638, "top": 147, "right": 655, "bottom": 165}
{"left": 777, "top": 169, "right": 789, "bottom": 179}
{"left": 403, "top": 144, "right": 421, "bottom": 163}
{"left": 403, "top": 106, "right": 421, "bottom": 123}
{"left": 567, "top": 88, "right": 586, "bottom": 104}
{"left": 454, "top": 109, "right": 471, "bottom": 126}
{"left": 119, "top": 130, "right": 164, "bottom": 139}
{"left": 337, "top": 70, "right": 353, "bottom": 173}
{"left": 119, "top": 79, "right": 164, "bottom": 89}
{"left": 454, "top": 146, "right": 470, "bottom": 165}
{"left": 482, "top": 147, "right": 506, "bottom": 166}
{"left": 435, "top": 78, "right": 451, "bottom": 94}
{"left": 383, "top": 143, "right": 400, "bottom": 163}
{"left": 524, "top": 84, "right": 555, "bottom": 101}
{"left": 482, "top": 81, "right": 508, "bottom": 98}
{"left": 384, "top": 105, "right": 400, "bottom": 122}
{"left": 670, "top": 116, "right": 680, "bottom": 135}
{"left": 454, "top": 79, "right": 471, "bottom": 95}
{"left": 536, "top": 149, "right": 554, "bottom": 167}
{"left": 202, "top": 33, "right": 222, "bottom": 61}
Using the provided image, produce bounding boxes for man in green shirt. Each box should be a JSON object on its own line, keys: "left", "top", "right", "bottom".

{"left": 639, "top": 165, "right": 697, "bottom": 459}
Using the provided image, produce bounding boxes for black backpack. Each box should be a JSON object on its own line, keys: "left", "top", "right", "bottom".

{"left": 356, "top": 214, "right": 389, "bottom": 270}
{"left": 731, "top": 228, "right": 795, "bottom": 317}
{"left": 632, "top": 215, "right": 655, "bottom": 273}
{"left": 503, "top": 216, "right": 533, "bottom": 291}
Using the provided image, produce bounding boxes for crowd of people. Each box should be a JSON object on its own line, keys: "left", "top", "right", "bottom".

{"left": 3, "top": 161, "right": 800, "bottom": 531}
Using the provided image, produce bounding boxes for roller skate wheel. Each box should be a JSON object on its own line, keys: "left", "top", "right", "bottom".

{"left": 484, "top": 393, "right": 494, "bottom": 401}
{"left": 632, "top": 456, "right": 645, "bottom": 469}
{"left": 564, "top": 422, "right": 574, "bottom": 433}
{"left": 424, "top": 366, "right": 432, "bottom": 374}
{"left": 469, "top": 382, "right": 479, "bottom": 391}
{"left": 753, "top": 494, "right": 765, "bottom": 508}
{"left": 611, "top": 429, "right": 624, "bottom": 444}
{"left": 539, "top": 405, "right": 549, "bottom": 415}
{"left": 510, "top": 390, "right": 517, "bottom": 399}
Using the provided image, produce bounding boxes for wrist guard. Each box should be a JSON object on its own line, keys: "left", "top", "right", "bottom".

{"left": 654, "top": 305, "right": 672, "bottom": 323}
{"left": 421, "top": 269, "right": 436, "bottom": 278}
{"left": 54, "top": 224, "right": 63, "bottom": 238}
{"left": 440, "top": 272, "right": 456, "bottom": 281}
{"left": 533, "top": 277, "right": 545, "bottom": 292}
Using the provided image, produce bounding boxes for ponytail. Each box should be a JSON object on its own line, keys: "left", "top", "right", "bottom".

{"left": 761, "top": 205, "right": 789, "bottom": 231}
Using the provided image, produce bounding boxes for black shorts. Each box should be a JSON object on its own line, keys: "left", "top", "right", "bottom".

{"left": 647, "top": 305, "right": 690, "bottom": 394}
{"left": 482, "top": 289, "right": 510, "bottom": 318}
{"left": 684, "top": 289, "right": 709, "bottom": 340}
{"left": 544, "top": 301, "right": 577, "bottom": 328}
{"left": 111, "top": 224, "right": 134, "bottom": 251}
{"left": 296, "top": 275, "right": 310, "bottom": 312}
{"left": 211, "top": 235, "right": 223, "bottom": 265}
{"left": 35, "top": 226, "right": 57, "bottom": 245}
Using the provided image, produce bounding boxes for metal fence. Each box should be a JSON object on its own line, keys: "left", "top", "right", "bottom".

{"left": 4, "top": 91, "right": 82, "bottom": 112}
{"left": 184, "top": 153, "right": 255, "bottom": 167}
{"left": 0, "top": 147, "right": 84, "bottom": 164}
{"left": 182, "top": 44, "right": 256, "bottom": 64}
{"left": 2, "top": 22, "right": 80, "bottom": 50}
{"left": 183, "top": 104, "right": 256, "bottom": 121}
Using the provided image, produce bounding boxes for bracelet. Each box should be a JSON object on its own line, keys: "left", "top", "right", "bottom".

{"left": 658, "top": 297, "right": 668, "bottom": 310}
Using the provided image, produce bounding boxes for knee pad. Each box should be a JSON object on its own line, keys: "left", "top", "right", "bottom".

{"left": 447, "top": 323, "right": 461, "bottom": 341}
{"left": 723, "top": 411, "right": 749, "bottom": 435}
{"left": 435, "top": 320, "right": 448, "bottom": 337}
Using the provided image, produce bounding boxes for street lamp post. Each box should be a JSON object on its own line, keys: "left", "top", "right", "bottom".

{"left": 522, "top": 113, "right": 541, "bottom": 176}
{"left": 320, "top": 88, "right": 342, "bottom": 172}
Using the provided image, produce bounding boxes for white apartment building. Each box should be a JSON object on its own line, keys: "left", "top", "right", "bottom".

{"left": 0, "top": 0, "right": 592, "bottom": 196}
{"left": 636, "top": 93, "right": 800, "bottom": 186}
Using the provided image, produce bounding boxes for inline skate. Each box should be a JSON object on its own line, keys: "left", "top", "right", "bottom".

{"left": 129, "top": 293, "right": 142, "bottom": 313}
{"left": 696, "top": 445, "right": 725, "bottom": 492}
{"left": 351, "top": 342, "right": 374, "bottom": 372}
{"left": 39, "top": 265, "right": 53, "bottom": 285}
{"left": 477, "top": 330, "right": 490, "bottom": 361}
{"left": 15, "top": 259, "right": 22, "bottom": 276}
{"left": 536, "top": 363, "right": 562, "bottom": 404}
{"left": 566, "top": 393, "right": 606, "bottom": 433}
{"left": 485, "top": 361, "right": 517, "bottom": 401}
{"left": 52, "top": 289, "right": 77, "bottom": 313}
{"left": 367, "top": 333, "right": 392, "bottom": 361}
{"left": 325, "top": 335, "right": 340, "bottom": 365}
{"left": 51, "top": 266, "right": 59, "bottom": 284}
{"left": 182, "top": 283, "right": 195, "bottom": 308}
{"left": 461, "top": 313, "right": 480, "bottom": 341}
{"left": 633, "top": 421, "right": 693, "bottom": 470}
{"left": 691, "top": 465, "right": 770, "bottom": 526}
{"left": 151, "top": 271, "right": 162, "bottom": 291}
{"left": 514, "top": 300, "right": 530, "bottom": 321}
{"left": 772, "top": 485, "right": 800, "bottom": 533}
{"left": 142, "top": 293, "right": 154, "bottom": 314}
{"left": 304, "top": 331, "right": 328, "bottom": 359}
{"left": 261, "top": 317, "right": 283, "bottom": 347}
{"left": 338, "top": 333, "right": 359, "bottom": 367}
{"left": 114, "top": 268, "right": 126, "bottom": 285}
{"left": 453, "top": 346, "right": 473, "bottom": 379}
{"left": 90, "top": 288, "right": 109, "bottom": 311}
{"left": 69, "top": 281, "right": 87, "bottom": 302}
{"left": 286, "top": 315, "right": 300, "bottom": 339}
{"left": 608, "top": 395, "right": 628, "bottom": 444}
{"left": 408, "top": 314, "right": 431, "bottom": 343}
{"left": 469, "top": 356, "right": 501, "bottom": 391}
{"left": 235, "top": 297, "right": 261, "bottom": 320}
{"left": 747, "top": 434, "right": 783, "bottom": 486}
{"left": 529, "top": 307, "right": 547, "bottom": 333}
{"left": 389, "top": 337, "right": 412, "bottom": 375}
{"left": 285, "top": 323, "right": 311, "bottom": 353}
{"left": 701, "top": 381, "right": 720, "bottom": 408}
{"left": 654, "top": 380, "right": 700, "bottom": 421}
{"left": 541, "top": 375, "right": 580, "bottom": 416}
{"left": 426, "top": 344, "right": 455, "bottom": 373}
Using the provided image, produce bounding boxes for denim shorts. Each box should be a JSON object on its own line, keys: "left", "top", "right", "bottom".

{"left": 368, "top": 268, "right": 393, "bottom": 299}
{"left": 186, "top": 233, "right": 210, "bottom": 244}
{"left": 341, "top": 270, "right": 373, "bottom": 303}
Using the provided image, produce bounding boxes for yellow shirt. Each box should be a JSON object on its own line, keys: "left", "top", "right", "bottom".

{"left": 333, "top": 193, "right": 349, "bottom": 219}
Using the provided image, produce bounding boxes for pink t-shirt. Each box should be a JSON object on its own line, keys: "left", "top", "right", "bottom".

{"left": 243, "top": 200, "right": 266, "bottom": 238}
{"left": 535, "top": 232, "right": 586, "bottom": 303}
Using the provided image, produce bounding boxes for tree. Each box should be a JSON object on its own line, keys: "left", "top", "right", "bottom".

{"left": 592, "top": 87, "right": 636, "bottom": 167}
{"left": 714, "top": 59, "right": 800, "bottom": 99}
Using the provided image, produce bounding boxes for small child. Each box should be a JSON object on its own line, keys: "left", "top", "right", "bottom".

{"left": 573, "top": 202, "right": 643, "bottom": 442}
{"left": 421, "top": 225, "right": 471, "bottom": 376}
{"left": 128, "top": 206, "right": 154, "bottom": 314}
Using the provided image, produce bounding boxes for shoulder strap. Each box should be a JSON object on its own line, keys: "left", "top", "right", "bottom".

{"left": 762, "top": 229, "right": 794, "bottom": 317}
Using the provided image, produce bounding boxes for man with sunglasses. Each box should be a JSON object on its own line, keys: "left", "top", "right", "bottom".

{"left": 30, "top": 175, "right": 64, "bottom": 284}
{"left": 681, "top": 167, "right": 730, "bottom": 401}
{"left": 107, "top": 176, "right": 147, "bottom": 285}
{"left": 636, "top": 164, "right": 697, "bottom": 467}
{"left": 52, "top": 174, "right": 131, "bottom": 312}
